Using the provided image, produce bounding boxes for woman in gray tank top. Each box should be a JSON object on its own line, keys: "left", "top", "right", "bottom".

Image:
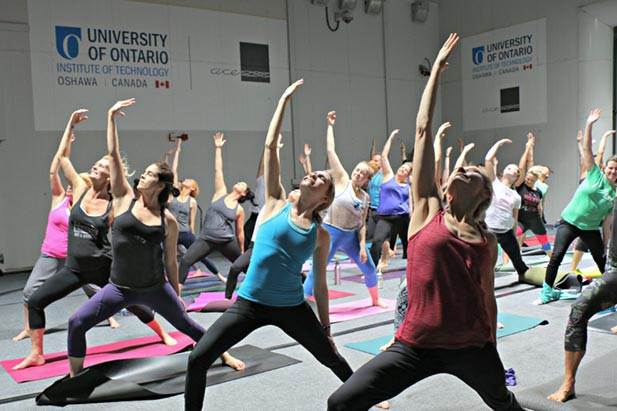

{"left": 178, "top": 132, "right": 255, "bottom": 287}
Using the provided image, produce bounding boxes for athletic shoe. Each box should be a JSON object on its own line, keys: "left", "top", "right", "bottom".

{"left": 535, "top": 282, "right": 561, "bottom": 304}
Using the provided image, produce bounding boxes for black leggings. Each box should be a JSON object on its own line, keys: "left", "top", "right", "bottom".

{"left": 27, "top": 263, "right": 154, "bottom": 330}
{"left": 177, "top": 231, "right": 220, "bottom": 274}
{"left": 545, "top": 220, "right": 605, "bottom": 287}
{"left": 243, "top": 212, "right": 259, "bottom": 250}
{"left": 178, "top": 238, "right": 242, "bottom": 284}
{"left": 494, "top": 229, "right": 528, "bottom": 276}
{"left": 369, "top": 214, "right": 410, "bottom": 266}
{"left": 185, "top": 297, "right": 353, "bottom": 410}
{"left": 224, "top": 242, "right": 253, "bottom": 299}
{"left": 564, "top": 270, "right": 617, "bottom": 352}
{"left": 327, "top": 341, "right": 523, "bottom": 411}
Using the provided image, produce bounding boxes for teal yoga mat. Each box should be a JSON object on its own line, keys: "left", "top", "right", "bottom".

{"left": 345, "top": 313, "right": 548, "bottom": 355}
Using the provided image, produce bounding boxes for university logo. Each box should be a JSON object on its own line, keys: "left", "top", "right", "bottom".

{"left": 472, "top": 46, "right": 484, "bottom": 65}
{"left": 55, "top": 26, "right": 81, "bottom": 60}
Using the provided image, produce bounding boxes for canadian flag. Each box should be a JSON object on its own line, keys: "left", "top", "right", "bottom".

{"left": 523, "top": 64, "right": 533, "bottom": 70}
{"left": 155, "top": 80, "right": 170, "bottom": 88}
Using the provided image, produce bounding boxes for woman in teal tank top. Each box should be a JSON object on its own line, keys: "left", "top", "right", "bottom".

{"left": 185, "top": 80, "right": 353, "bottom": 411}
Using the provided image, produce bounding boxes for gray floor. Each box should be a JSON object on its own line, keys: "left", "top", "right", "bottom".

{"left": 0, "top": 245, "right": 616, "bottom": 411}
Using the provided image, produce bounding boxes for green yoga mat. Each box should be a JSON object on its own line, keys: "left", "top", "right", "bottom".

{"left": 345, "top": 313, "right": 549, "bottom": 355}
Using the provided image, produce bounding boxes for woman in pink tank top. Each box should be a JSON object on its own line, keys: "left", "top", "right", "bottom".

{"left": 328, "top": 34, "right": 524, "bottom": 411}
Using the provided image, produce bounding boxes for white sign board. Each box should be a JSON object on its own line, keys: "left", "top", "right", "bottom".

{"left": 28, "top": 0, "right": 290, "bottom": 131}
{"left": 461, "top": 19, "right": 547, "bottom": 131}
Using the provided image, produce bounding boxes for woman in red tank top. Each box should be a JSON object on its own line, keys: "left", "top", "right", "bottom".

{"left": 327, "top": 34, "right": 524, "bottom": 411}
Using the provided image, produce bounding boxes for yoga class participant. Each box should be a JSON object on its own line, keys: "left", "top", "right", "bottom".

{"left": 327, "top": 34, "right": 523, "bottom": 411}
{"left": 366, "top": 150, "right": 383, "bottom": 242}
{"left": 484, "top": 139, "right": 529, "bottom": 281}
{"left": 67, "top": 99, "right": 243, "bottom": 377}
{"left": 368, "top": 129, "right": 412, "bottom": 267}
{"left": 178, "top": 132, "right": 254, "bottom": 286}
{"left": 185, "top": 80, "right": 353, "bottom": 410}
{"left": 303, "top": 110, "right": 387, "bottom": 308}
{"left": 515, "top": 133, "right": 552, "bottom": 256}
{"left": 166, "top": 138, "right": 226, "bottom": 283}
{"left": 14, "top": 109, "right": 173, "bottom": 370}
{"left": 538, "top": 109, "right": 617, "bottom": 304}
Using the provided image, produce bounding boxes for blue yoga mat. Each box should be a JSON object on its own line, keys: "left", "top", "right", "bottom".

{"left": 345, "top": 313, "right": 548, "bottom": 355}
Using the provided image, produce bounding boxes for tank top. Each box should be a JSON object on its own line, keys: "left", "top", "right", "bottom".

{"left": 41, "top": 196, "right": 70, "bottom": 258}
{"left": 367, "top": 172, "right": 383, "bottom": 209}
{"left": 199, "top": 195, "right": 238, "bottom": 242}
{"left": 168, "top": 197, "right": 191, "bottom": 232}
{"left": 65, "top": 191, "right": 112, "bottom": 270}
{"left": 110, "top": 199, "right": 166, "bottom": 290}
{"left": 239, "top": 202, "right": 317, "bottom": 307}
{"left": 517, "top": 183, "right": 542, "bottom": 221}
{"left": 396, "top": 210, "right": 494, "bottom": 349}
{"left": 377, "top": 178, "right": 410, "bottom": 215}
{"left": 325, "top": 182, "right": 368, "bottom": 231}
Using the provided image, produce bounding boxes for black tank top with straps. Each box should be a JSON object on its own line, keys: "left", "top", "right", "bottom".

{"left": 110, "top": 199, "right": 166, "bottom": 290}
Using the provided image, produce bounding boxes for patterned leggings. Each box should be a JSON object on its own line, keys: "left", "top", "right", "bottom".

{"left": 564, "top": 270, "right": 617, "bottom": 352}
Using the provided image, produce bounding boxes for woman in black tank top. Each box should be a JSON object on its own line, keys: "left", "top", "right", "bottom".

{"left": 14, "top": 109, "right": 173, "bottom": 371}
{"left": 67, "top": 99, "right": 245, "bottom": 377}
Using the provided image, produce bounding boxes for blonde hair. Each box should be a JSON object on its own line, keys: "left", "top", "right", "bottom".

{"left": 185, "top": 178, "right": 200, "bottom": 197}
{"left": 103, "top": 154, "right": 135, "bottom": 178}
{"left": 79, "top": 172, "right": 93, "bottom": 188}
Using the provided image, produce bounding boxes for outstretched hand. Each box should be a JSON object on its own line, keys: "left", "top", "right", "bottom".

{"left": 497, "top": 138, "right": 512, "bottom": 147}
{"left": 587, "top": 108, "right": 601, "bottom": 125}
{"left": 445, "top": 146, "right": 453, "bottom": 156}
{"left": 282, "top": 79, "right": 304, "bottom": 100}
{"left": 327, "top": 111, "right": 336, "bottom": 126}
{"left": 434, "top": 33, "right": 459, "bottom": 72}
{"left": 109, "top": 98, "right": 135, "bottom": 117}
{"left": 388, "top": 129, "right": 400, "bottom": 141}
{"left": 601, "top": 130, "right": 616, "bottom": 140}
{"left": 526, "top": 132, "right": 535, "bottom": 148}
{"left": 304, "top": 143, "right": 312, "bottom": 156}
{"left": 213, "top": 132, "right": 226, "bottom": 147}
{"left": 436, "top": 122, "right": 451, "bottom": 139}
{"left": 576, "top": 130, "right": 583, "bottom": 142}
{"left": 70, "top": 109, "right": 89, "bottom": 126}
{"left": 463, "top": 143, "right": 475, "bottom": 153}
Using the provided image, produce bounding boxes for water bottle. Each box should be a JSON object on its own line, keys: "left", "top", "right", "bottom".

{"left": 334, "top": 261, "right": 341, "bottom": 285}
{"left": 377, "top": 270, "right": 384, "bottom": 289}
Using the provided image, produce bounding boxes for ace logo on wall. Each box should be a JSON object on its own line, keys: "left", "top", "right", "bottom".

{"left": 461, "top": 19, "right": 547, "bottom": 131}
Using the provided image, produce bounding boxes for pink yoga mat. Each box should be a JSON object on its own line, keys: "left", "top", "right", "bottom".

{"left": 187, "top": 292, "right": 236, "bottom": 312}
{"left": 329, "top": 298, "right": 395, "bottom": 323}
{"left": 2, "top": 331, "right": 193, "bottom": 383}
{"left": 306, "top": 289, "right": 355, "bottom": 302}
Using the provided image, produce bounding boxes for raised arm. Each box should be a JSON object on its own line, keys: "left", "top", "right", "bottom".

{"left": 55, "top": 110, "right": 89, "bottom": 198}
{"left": 411, "top": 34, "right": 459, "bottom": 222}
{"left": 453, "top": 143, "right": 475, "bottom": 171}
{"left": 596, "top": 130, "right": 615, "bottom": 167}
{"left": 515, "top": 134, "right": 534, "bottom": 187}
{"left": 380, "top": 129, "right": 400, "bottom": 181}
{"left": 163, "top": 211, "right": 181, "bottom": 296}
{"left": 442, "top": 146, "right": 453, "bottom": 183}
{"left": 298, "top": 143, "right": 312, "bottom": 175}
{"left": 325, "top": 111, "right": 349, "bottom": 190}
{"left": 484, "top": 139, "right": 512, "bottom": 181}
{"left": 264, "top": 80, "right": 303, "bottom": 203}
{"left": 107, "top": 99, "right": 136, "bottom": 202}
{"left": 582, "top": 109, "right": 601, "bottom": 172}
{"left": 49, "top": 135, "right": 71, "bottom": 207}
{"left": 171, "top": 139, "right": 182, "bottom": 187}
{"left": 433, "top": 122, "right": 451, "bottom": 186}
{"left": 400, "top": 142, "right": 408, "bottom": 162}
{"left": 212, "top": 132, "right": 228, "bottom": 201}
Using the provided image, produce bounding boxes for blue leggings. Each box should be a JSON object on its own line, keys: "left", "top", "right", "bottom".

{"left": 68, "top": 282, "right": 206, "bottom": 357}
{"left": 303, "top": 224, "right": 377, "bottom": 296}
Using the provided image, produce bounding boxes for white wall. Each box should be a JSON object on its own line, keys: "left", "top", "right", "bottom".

{"left": 0, "top": 0, "right": 440, "bottom": 271}
{"left": 438, "top": 0, "right": 614, "bottom": 223}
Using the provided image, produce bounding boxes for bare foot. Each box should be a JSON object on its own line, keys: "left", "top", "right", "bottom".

{"left": 221, "top": 352, "right": 246, "bottom": 371}
{"left": 548, "top": 382, "right": 575, "bottom": 402}
{"left": 217, "top": 273, "right": 228, "bottom": 284}
{"left": 161, "top": 333, "right": 178, "bottom": 346}
{"left": 388, "top": 249, "right": 395, "bottom": 258}
{"left": 107, "top": 317, "right": 120, "bottom": 328}
{"left": 12, "top": 329, "right": 29, "bottom": 342}
{"left": 610, "top": 325, "right": 617, "bottom": 333}
{"left": 376, "top": 400, "right": 391, "bottom": 409}
{"left": 379, "top": 337, "right": 395, "bottom": 352}
{"left": 12, "top": 353, "right": 45, "bottom": 370}
{"left": 497, "top": 322, "right": 504, "bottom": 329}
{"left": 372, "top": 299, "right": 389, "bottom": 309}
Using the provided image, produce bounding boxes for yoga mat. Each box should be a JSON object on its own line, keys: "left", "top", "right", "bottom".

{"left": 521, "top": 235, "right": 555, "bottom": 248}
{"left": 306, "top": 289, "right": 355, "bottom": 302}
{"left": 186, "top": 270, "right": 216, "bottom": 279}
{"left": 342, "top": 270, "right": 405, "bottom": 284}
{"left": 1, "top": 331, "right": 193, "bottom": 383}
{"left": 187, "top": 292, "right": 236, "bottom": 312}
{"left": 345, "top": 335, "right": 393, "bottom": 355}
{"left": 329, "top": 298, "right": 395, "bottom": 323}
{"left": 495, "top": 255, "right": 566, "bottom": 272}
{"left": 301, "top": 254, "right": 352, "bottom": 272}
{"left": 36, "top": 345, "right": 301, "bottom": 405}
{"left": 589, "top": 311, "right": 617, "bottom": 334}
{"left": 516, "top": 347, "right": 617, "bottom": 410}
{"left": 496, "top": 312, "right": 548, "bottom": 338}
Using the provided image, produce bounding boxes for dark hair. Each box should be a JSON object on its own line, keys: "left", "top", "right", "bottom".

{"left": 238, "top": 187, "right": 257, "bottom": 206}
{"left": 312, "top": 170, "right": 336, "bottom": 224}
{"left": 153, "top": 161, "right": 179, "bottom": 208}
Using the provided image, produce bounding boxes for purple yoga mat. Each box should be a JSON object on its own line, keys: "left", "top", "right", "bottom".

{"left": 187, "top": 292, "right": 236, "bottom": 312}
{"left": 342, "top": 269, "right": 405, "bottom": 284}
{"left": 329, "top": 298, "right": 396, "bottom": 323}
